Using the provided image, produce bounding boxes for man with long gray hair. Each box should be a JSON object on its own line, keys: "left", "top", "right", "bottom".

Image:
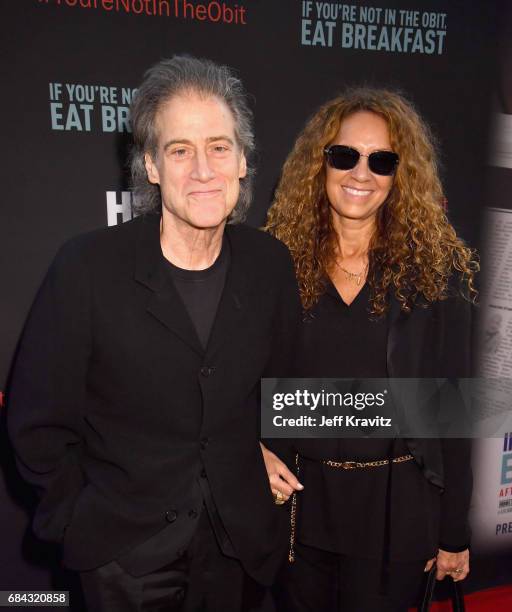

{"left": 8, "top": 55, "right": 302, "bottom": 611}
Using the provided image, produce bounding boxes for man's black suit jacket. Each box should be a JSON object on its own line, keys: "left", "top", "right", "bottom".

{"left": 7, "top": 214, "right": 301, "bottom": 585}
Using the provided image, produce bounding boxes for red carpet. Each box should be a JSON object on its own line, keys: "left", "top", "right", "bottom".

{"left": 410, "top": 585, "right": 512, "bottom": 610}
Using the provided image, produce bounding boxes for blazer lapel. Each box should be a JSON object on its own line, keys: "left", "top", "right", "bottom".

{"left": 134, "top": 214, "right": 204, "bottom": 357}
{"left": 387, "top": 292, "right": 442, "bottom": 459}
{"left": 386, "top": 292, "right": 430, "bottom": 378}
{"left": 204, "top": 225, "right": 248, "bottom": 360}
{"left": 386, "top": 292, "right": 407, "bottom": 378}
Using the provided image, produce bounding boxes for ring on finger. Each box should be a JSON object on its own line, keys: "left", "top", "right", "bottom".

{"left": 274, "top": 490, "right": 286, "bottom": 505}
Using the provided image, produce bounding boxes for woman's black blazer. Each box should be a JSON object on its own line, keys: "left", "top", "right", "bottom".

{"left": 387, "top": 285, "right": 473, "bottom": 551}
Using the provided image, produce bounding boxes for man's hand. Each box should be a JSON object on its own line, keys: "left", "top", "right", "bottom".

{"left": 424, "top": 548, "right": 470, "bottom": 581}
{"left": 259, "top": 443, "right": 303, "bottom": 502}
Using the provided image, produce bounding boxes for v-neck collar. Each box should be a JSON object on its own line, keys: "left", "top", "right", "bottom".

{"left": 324, "top": 275, "right": 369, "bottom": 309}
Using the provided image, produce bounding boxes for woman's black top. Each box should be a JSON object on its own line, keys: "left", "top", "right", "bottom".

{"left": 294, "top": 279, "right": 440, "bottom": 562}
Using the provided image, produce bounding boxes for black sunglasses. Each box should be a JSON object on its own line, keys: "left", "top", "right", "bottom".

{"left": 324, "top": 145, "right": 399, "bottom": 176}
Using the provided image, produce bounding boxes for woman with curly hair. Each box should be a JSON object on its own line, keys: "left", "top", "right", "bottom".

{"left": 263, "top": 88, "right": 478, "bottom": 612}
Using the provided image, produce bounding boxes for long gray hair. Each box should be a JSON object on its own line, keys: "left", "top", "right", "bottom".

{"left": 129, "top": 55, "right": 255, "bottom": 223}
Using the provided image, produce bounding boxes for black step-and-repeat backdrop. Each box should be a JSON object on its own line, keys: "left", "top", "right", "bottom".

{"left": 2, "top": 0, "right": 510, "bottom": 607}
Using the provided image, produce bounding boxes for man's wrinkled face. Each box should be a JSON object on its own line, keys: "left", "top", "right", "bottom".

{"left": 145, "top": 92, "right": 247, "bottom": 230}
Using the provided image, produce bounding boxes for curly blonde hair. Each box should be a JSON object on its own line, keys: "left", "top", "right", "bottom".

{"left": 265, "top": 88, "right": 478, "bottom": 314}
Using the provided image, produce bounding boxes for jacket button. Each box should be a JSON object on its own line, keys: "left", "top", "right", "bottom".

{"left": 188, "top": 509, "right": 198, "bottom": 519}
{"left": 165, "top": 510, "right": 178, "bottom": 523}
{"left": 200, "top": 366, "right": 215, "bottom": 377}
{"left": 200, "top": 437, "right": 209, "bottom": 450}
{"left": 200, "top": 468, "right": 207, "bottom": 479}
{"left": 175, "top": 588, "right": 185, "bottom": 602}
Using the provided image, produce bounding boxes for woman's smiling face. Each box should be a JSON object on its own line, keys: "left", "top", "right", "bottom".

{"left": 325, "top": 110, "right": 394, "bottom": 224}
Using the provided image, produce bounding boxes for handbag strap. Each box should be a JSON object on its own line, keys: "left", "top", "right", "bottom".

{"left": 419, "top": 565, "right": 466, "bottom": 612}
{"left": 419, "top": 565, "right": 437, "bottom": 611}
{"left": 451, "top": 579, "right": 465, "bottom": 612}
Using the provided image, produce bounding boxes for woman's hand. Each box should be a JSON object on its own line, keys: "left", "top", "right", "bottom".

{"left": 260, "top": 442, "right": 303, "bottom": 503}
{"left": 424, "top": 548, "right": 470, "bottom": 581}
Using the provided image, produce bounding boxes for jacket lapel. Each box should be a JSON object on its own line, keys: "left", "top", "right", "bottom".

{"left": 134, "top": 214, "right": 204, "bottom": 357}
{"left": 204, "top": 225, "right": 249, "bottom": 360}
{"left": 386, "top": 292, "right": 431, "bottom": 378}
{"left": 386, "top": 292, "right": 407, "bottom": 378}
{"left": 387, "top": 292, "right": 443, "bottom": 485}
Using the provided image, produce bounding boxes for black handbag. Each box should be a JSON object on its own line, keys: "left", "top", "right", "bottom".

{"left": 419, "top": 565, "right": 466, "bottom": 612}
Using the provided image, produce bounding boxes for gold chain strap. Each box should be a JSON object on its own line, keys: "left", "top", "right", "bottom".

{"left": 322, "top": 454, "right": 414, "bottom": 469}
{"left": 287, "top": 453, "right": 414, "bottom": 563}
{"left": 288, "top": 453, "right": 299, "bottom": 563}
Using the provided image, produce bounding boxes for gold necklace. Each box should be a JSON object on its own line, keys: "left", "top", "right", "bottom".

{"left": 335, "top": 261, "right": 368, "bottom": 286}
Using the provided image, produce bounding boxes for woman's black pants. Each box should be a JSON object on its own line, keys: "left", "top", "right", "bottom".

{"left": 274, "top": 541, "right": 428, "bottom": 612}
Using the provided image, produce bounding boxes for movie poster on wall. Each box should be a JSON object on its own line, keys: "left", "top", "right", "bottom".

{"left": 471, "top": 107, "right": 512, "bottom": 552}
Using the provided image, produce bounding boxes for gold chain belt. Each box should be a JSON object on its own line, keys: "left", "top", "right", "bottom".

{"left": 288, "top": 453, "right": 414, "bottom": 563}
{"left": 322, "top": 454, "right": 414, "bottom": 470}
